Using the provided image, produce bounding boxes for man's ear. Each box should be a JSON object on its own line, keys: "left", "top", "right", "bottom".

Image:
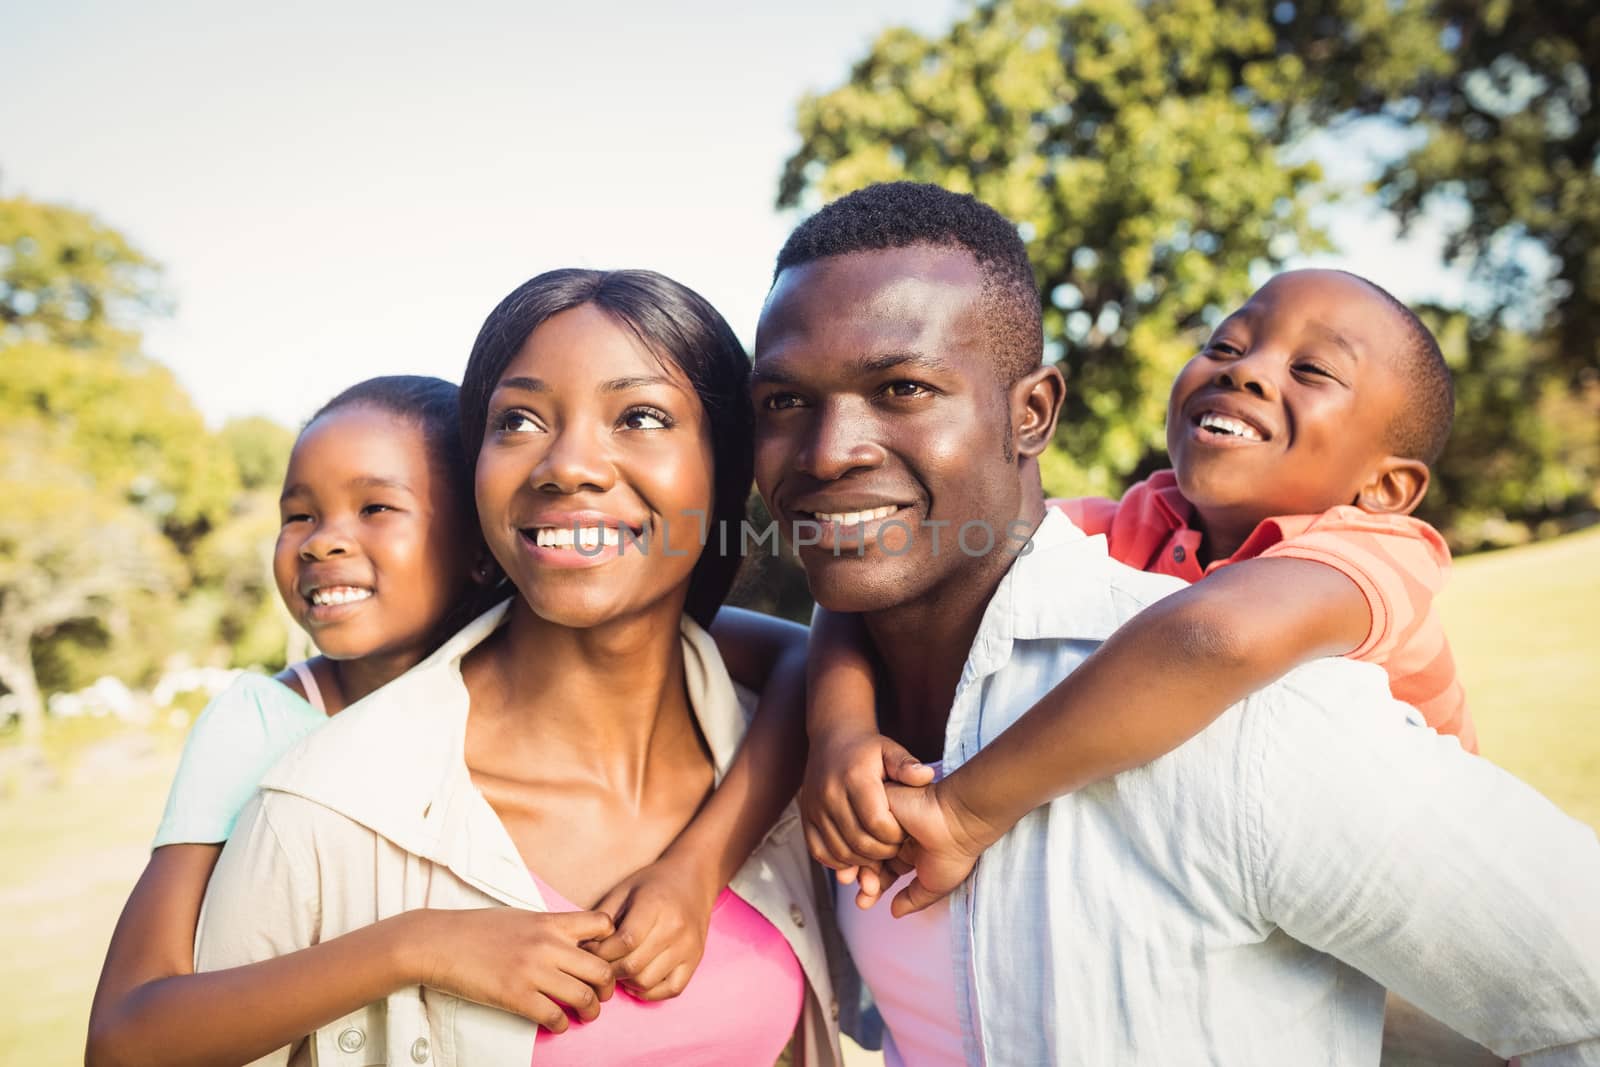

{"left": 1011, "top": 364, "right": 1066, "bottom": 460}
{"left": 1355, "top": 456, "right": 1430, "bottom": 516}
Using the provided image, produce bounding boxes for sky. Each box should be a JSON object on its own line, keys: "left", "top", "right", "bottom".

{"left": 2, "top": 0, "right": 1469, "bottom": 428}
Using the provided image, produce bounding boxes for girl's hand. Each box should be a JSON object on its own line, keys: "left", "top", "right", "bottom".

{"left": 409, "top": 908, "right": 616, "bottom": 1032}
{"left": 852, "top": 780, "right": 1004, "bottom": 917}
{"left": 800, "top": 731, "right": 934, "bottom": 880}
{"left": 586, "top": 859, "right": 720, "bottom": 1001}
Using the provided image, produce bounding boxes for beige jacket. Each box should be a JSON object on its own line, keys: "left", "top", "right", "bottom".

{"left": 195, "top": 602, "right": 845, "bottom": 1067}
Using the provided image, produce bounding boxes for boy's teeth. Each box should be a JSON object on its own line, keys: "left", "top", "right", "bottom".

{"left": 815, "top": 505, "right": 899, "bottom": 525}
{"left": 1199, "top": 412, "right": 1262, "bottom": 441}
{"left": 310, "top": 586, "right": 372, "bottom": 606}
{"left": 533, "top": 526, "right": 622, "bottom": 549}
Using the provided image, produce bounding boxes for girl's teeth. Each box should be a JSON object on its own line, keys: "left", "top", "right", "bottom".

{"left": 311, "top": 587, "right": 372, "bottom": 606}
{"left": 534, "top": 526, "right": 623, "bottom": 549}
{"left": 1199, "top": 413, "right": 1262, "bottom": 441}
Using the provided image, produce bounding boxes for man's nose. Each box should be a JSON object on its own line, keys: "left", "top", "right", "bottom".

{"left": 533, "top": 423, "right": 616, "bottom": 494}
{"left": 795, "top": 400, "right": 886, "bottom": 481}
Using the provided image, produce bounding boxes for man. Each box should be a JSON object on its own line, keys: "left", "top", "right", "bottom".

{"left": 751, "top": 181, "right": 1600, "bottom": 1064}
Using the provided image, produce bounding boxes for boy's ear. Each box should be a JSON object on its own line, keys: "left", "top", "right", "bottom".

{"left": 1011, "top": 364, "right": 1066, "bottom": 460}
{"left": 1355, "top": 456, "right": 1430, "bottom": 516}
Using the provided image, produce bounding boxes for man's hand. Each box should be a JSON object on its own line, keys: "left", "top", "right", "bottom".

{"left": 412, "top": 908, "right": 616, "bottom": 1032}
{"left": 586, "top": 859, "right": 719, "bottom": 1002}
{"left": 800, "top": 731, "right": 935, "bottom": 883}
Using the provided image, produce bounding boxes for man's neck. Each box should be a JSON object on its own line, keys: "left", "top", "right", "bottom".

{"left": 862, "top": 507, "right": 1045, "bottom": 762}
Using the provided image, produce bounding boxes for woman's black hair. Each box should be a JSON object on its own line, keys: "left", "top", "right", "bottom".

{"left": 459, "top": 269, "right": 753, "bottom": 629}
{"left": 309, "top": 375, "right": 505, "bottom": 633}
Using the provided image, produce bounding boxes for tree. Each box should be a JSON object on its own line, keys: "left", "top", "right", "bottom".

{"left": 0, "top": 430, "right": 182, "bottom": 741}
{"left": 780, "top": 0, "right": 1331, "bottom": 495}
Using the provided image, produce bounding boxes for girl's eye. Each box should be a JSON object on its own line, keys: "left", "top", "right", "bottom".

{"left": 281, "top": 513, "right": 312, "bottom": 526}
{"left": 760, "top": 392, "right": 807, "bottom": 411}
{"left": 361, "top": 503, "right": 395, "bottom": 517}
{"left": 1205, "top": 340, "right": 1243, "bottom": 357}
{"left": 620, "top": 406, "right": 673, "bottom": 431}
{"left": 495, "top": 409, "right": 542, "bottom": 434}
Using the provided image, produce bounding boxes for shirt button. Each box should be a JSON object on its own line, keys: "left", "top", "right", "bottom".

{"left": 789, "top": 903, "right": 806, "bottom": 928}
{"left": 410, "top": 1036, "right": 431, "bottom": 1063}
{"left": 336, "top": 1027, "right": 365, "bottom": 1054}
{"left": 1172, "top": 545, "right": 1186, "bottom": 563}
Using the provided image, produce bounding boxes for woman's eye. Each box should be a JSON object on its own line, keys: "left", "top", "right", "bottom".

{"left": 620, "top": 406, "right": 672, "bottom": 431}
{"left": 495, "top": 410, "right": 541, "bottom": 434}
{"left": 761, "top": 392, "right": 806, "bottom": 411}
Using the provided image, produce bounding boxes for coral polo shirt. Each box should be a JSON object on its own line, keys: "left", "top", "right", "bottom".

{"left": 1051, "top": 470, "right": 1476, "bottom": 753}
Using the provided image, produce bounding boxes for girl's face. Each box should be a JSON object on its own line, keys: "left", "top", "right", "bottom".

{"left": 475, "top": 303, "right": 714, "bottom": 631}
{"left": 273, "top": 406, "right": 474, "bottom": 664}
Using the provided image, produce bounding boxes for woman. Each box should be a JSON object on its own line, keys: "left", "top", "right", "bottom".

{"left": 195, "top": 270, "right": 845, "bottom": 1066}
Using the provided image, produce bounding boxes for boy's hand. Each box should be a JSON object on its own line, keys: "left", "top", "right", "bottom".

{"left": 861, "top": 780, "right": 1006, "bottom": 918}
{"left": 587, "top": 858, "right": 719, "bottom": 1001}
{"left": 800, "top": 731, "right": 935, "bottom": 880}
{"left": 414, "top": 907, "right": 616, "bottom": 1032}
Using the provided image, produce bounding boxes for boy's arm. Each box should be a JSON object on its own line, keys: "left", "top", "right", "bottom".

{"left": 886, "top": 556, "right": 1369, "bottom": 915}
{"left": 802, "top": 606, "right": 931, "bottom": 876}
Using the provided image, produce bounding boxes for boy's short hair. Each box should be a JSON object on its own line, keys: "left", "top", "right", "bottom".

{"left": 773, "top": 181, "right": 1043, "bottom": 383}
{"left": 1343, "top": 273, "right": 1455, "bottom": 466}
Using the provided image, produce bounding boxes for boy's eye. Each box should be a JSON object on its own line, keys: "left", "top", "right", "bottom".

{"left": 281, "top": 513, "right": 313, "bottom": 525}
{"left": 361, "top": 503, "right": 395, "bottom": 517}
{"left": 760, "top": 392, "right": 807, "bottom": 411}
{"left": 1205, "top": 340, "right": 1243, "bottom": 357}
{"left": 620, "top": 406, "right": 673, "bottom": 431}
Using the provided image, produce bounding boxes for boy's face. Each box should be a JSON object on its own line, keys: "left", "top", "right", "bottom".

{"left": 1165, "top": 269, "right": 1411, "bottom": 529}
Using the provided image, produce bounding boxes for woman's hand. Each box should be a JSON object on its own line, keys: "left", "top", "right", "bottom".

{"left": 585, "top": 858, "right": 720, "bottom": 1001}
{"left": 407, "top": 908, "right": 616, "bottom": 1032}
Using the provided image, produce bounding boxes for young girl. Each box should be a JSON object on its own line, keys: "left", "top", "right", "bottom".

{"left": 88, "top": 374, "right": 812, "bottom": 1067}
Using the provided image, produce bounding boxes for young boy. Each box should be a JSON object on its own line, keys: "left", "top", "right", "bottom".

{"left": 802, "top": 268, "right": 1475, "bottom": 913}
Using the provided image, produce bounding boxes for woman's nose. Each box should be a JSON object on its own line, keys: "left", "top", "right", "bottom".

{"left": 532, "top": 423, "right": 616, "bottom": 494}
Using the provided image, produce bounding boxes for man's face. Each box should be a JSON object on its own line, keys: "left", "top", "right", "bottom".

{"left": 1166, "top": 269, "right": 1412, "bottom": 528}
{"left": 751, "top": 245, "right": 1024, "bottom": 614}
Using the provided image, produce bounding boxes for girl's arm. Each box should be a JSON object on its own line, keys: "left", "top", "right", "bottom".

{"left": 876, "top": 556, "right": 1370, "bottom": 915}
{"left": 584, "top": 607, "right": 813, "bottom": 999}
{"left": 87, "top": 845, "right": 614, "bottom": 1067}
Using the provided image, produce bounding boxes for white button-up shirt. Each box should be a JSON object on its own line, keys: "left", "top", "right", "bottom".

{"left": 927, "top": 511, "right": 1600, "bottom": 1065}
{"left": 195, "top": 603, "right": 846, "bottom": 1067}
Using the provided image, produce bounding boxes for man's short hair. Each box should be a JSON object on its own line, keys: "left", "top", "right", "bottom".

{"left": 1342, "top": 272, "right": 1454, "bottom": 465}
{"left": 774, "top": 182, "right": 1043, "bottom": 383}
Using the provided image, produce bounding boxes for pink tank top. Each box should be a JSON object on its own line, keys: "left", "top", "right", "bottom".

{"left": 530, "top": 872, "right": 805, "bottom": 1066}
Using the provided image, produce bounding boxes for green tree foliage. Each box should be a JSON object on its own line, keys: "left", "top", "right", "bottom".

{"left": 780, "top": 0, "right": 1599, "bottom": 536}
{"left": 0, "top": 194, "right": 291, "bottom": 740}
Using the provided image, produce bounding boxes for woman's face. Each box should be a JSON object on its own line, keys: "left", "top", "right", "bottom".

{"left": 475, "top": 303, "right": 715, "bottom": 631}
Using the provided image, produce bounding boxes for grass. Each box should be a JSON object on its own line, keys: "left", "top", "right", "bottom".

{"left": 2, "top": 525, "right": 1595, "bottom": 1065}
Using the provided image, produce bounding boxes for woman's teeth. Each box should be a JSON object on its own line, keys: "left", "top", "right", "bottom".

{"left": 533, "top": 526, "right": 622, "bottom": 550}
{"left": 814, "top": 505, "right": 900, "bottom": 525}
{"left": 310, "top": 586, "right": 372, "bottom": 606}
{"left": 1198, "top": 412, "right": 1263, "bottom": 441}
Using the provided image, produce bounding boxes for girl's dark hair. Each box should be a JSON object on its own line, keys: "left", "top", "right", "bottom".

{"left": 309, "top": 375, "right": 505, "bottom": 633}
{"left": 459, "top": 269, "right": 753, "bottom": 629}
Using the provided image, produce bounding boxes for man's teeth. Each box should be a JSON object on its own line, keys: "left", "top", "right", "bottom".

{"left": 815, "top": 505, "right": 900, "bottom": 526}
{"left": 1198, "top": 412, "right": 1263, "bottom": 441}
{"left": 533, "top": 526, "right": 622, "bottom": 549}
{"left": 310, "top": 586, "right": 372, "bottom": 606}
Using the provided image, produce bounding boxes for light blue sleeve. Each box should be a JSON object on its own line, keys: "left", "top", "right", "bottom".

{"left": 151, "top": 673, "right": 326, "bottom": 847}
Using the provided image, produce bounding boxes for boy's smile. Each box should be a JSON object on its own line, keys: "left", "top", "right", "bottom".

{"left": 1166, "top": 269, "right": 1414, "bottom": 557}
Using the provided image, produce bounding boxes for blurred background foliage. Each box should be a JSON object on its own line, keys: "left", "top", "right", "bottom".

{"left": 4, "top": 0, "right": 1599, "bottom": 727}
{"left": 777, "top": 0, "right": 1599, "bottom": 533}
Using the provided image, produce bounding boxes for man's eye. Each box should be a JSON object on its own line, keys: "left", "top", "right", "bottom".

{"left": 761, "top": 392, "right": 806, "bottom": 411}
{"left": 882, "top": 381, "right": 931, "bottom": 399}
{"left": 620, "top": 406, "right": 672, "bottom": 431}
